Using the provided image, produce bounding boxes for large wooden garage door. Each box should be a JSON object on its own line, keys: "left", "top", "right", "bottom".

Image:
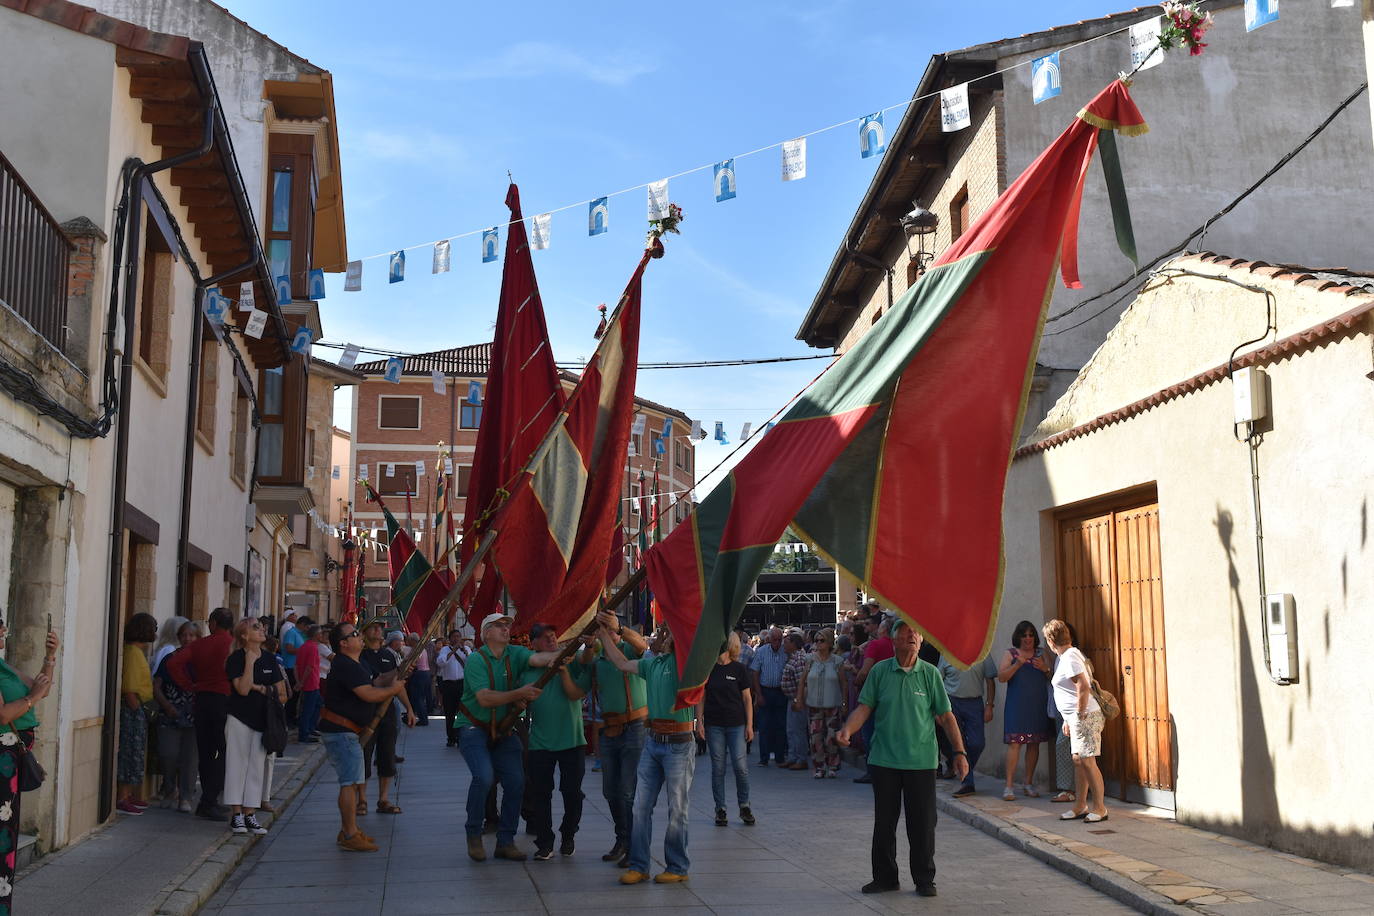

{"left": 1057, "top": 499, "right": 1173, "bottom": 807}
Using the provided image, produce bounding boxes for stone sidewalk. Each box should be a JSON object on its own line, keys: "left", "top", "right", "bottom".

{"left": 202, "top": 721, "right": 1132, "bottom": 916}
{"left": 942, "top": 772, "right": 1374, "bottom": 915}
{"left": 18, "top": 741, "right": 323, "bottom": 916}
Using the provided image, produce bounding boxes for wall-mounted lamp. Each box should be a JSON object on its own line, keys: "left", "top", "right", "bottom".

{"left": 900, "top": 200, "right": 939, "bottom": 276}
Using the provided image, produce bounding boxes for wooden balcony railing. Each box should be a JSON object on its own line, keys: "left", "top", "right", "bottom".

{"left": 0, "top": 148, "right": 73, "bottom": 353}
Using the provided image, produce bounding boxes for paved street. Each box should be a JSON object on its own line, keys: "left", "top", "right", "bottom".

{"left": 203, "top": 720, "right": 1132, "bottom": 916}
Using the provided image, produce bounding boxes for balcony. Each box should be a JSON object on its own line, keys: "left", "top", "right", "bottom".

{"left": 0, "top": 149, "right": 73, "bottom": 353}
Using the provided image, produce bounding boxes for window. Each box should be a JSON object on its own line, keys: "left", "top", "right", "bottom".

{"left": 257, "top": 367, "right": 284, "bottom": 478}
{"left": 256, "top": 360, "right": 307, "bottom": 484}
{"left": 673, "top": 441, "right": 682, "bottom": 470}
{"left": 378, "top": 463, "right": 418, "bottom": 496}
{"left": 456, "top": 465, "right": 472, "bottom": 498}
{"left": 460, "top": 400, "right": 482, "bottom": 429}
{"left": 230, "top": 379, "right": 250, "bottom": 486}
{"left": 265, "top": 134, "right": 317, "bottom": 300}
{"left": 290, "top": 512, "right": 311, "bottom": 549}
{"left": 378, "top": 396, "right": 421, "bottom": 430}
{"left": 650, "top": 432, "right": 663, "bottom": 459}
{"left": 631, "top": 432, "right": 643, "bottom": 457}
{"left": 137, "top": 224, "right": 173, "bottom": 386}
{"left": 196, "top": 332, "right": 218, "bottom": 450}
{"left": 950, "top": 185, "right": 970, "bottom": 242}
{"left": 123, "top": 536, "right": 156, "bottom": 623}
{"left": 305, "top": 428, "right": 316, "bottom": 470}
{"left": 372, "top": 540, "right": 387, "bottom": 564}
{"left": 631, "top": 483, "right": 641, "bottom": 515}
{"left": 871, "top": 308, "right": 883, "bottom": 325}
{"left": 188, "top": 569, "right": 209, "bottom": 621}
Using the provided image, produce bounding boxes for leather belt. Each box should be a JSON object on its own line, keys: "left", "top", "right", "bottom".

{"left": 601, "top": 707, "right": 647, "bottom": 738}
{"left": 649, "top": 718, "right": 694, "bottom": 735}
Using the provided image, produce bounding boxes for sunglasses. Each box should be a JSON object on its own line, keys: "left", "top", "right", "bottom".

{"left": 341, "top": 631, "right": 360, "bottom": 640}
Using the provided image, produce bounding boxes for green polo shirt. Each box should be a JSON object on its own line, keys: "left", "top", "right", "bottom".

{"left": 0, "top": 660, "right": 36, "bottom": 730}
{"left": 455, "top": 644, "right": 533, "bottom": 729}
{"left": 520, "top": 664, "right": 591, "bottom": 752}
{"left": 593, "top": 642, "right": 647, "bottom": 715}
{"left": 637, "top": 653, "right": 692, "bottom": 723}
{"left": 858, "top": 657, "right": 950, "bottom": 771}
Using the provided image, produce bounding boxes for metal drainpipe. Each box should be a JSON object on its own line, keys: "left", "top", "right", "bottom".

{"left": 99, "top": 93, "right": 218, "bottom": 823}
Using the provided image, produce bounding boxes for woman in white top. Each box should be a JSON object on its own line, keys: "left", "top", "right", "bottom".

{"left": 798, "top": 628, "right": 847, "bottom": 779}
{"left": 1043, "top": 619, "right": 1108, "bottom": 823}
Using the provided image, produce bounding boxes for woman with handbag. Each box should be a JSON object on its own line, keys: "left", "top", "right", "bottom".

{"left": 1043, "top": 619, "right": 1108, "bottom": 823}
{"left": 117, "top": 613, "right": 158, "bottom": 815}
{"left": 223, "top": 618, "right": 286, "bottom": 836}
{"left": 0, "top": 611, "right": 57, "bottom": 911}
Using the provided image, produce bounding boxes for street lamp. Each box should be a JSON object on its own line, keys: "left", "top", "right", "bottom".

{"left": 900, "top": 200, "right": 939, "bottom": 277}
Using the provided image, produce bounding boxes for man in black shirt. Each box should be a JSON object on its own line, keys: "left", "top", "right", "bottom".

{"left": 321, "top": 622, "right": 407, "bottom": 852}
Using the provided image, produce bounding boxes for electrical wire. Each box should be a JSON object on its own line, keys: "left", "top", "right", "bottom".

{"left": 310, "top": 339, "right": 831, "bottom": 370}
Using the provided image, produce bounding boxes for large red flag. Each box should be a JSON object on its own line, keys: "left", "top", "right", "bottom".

{"left": 487, "top": 249, "right": 648, "bottom": 638}
{"left": 460, "top": 184, "right": 566, "bottom": 628}
{"left": 648, "top": 81, "right": 1148, "bottom": 706}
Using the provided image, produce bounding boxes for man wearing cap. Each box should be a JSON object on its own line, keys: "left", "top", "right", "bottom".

{"left": 595, "top": 611, "right": 703, "bottom": 886}
{"left": 748, "top": 627, "right": 787, "bottom": 767}
{"left": 581, "top": 621, "right": 649, "bottom": 866}
{"left": 457, "top": 612, "right": 566, "bottom": 862}
{"left": 838, "top": 618, "right": 968, "bottom": 898}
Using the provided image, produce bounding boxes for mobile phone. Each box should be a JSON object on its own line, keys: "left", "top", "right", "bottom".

{"left": 46, "top": 613, "right": 51, "bottom": 633}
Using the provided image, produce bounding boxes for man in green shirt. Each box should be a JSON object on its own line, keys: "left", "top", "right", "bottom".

{"left": 522, "top": 622, "right": 592, "bottom": 861}
{"left": 595, "top": 610, "right": 703, "bottom": 885}
{"left": 457, "top": 612, "right": 564, "bottom": 863}
{"left": 838, "top": 618, "right": 968, "bottom": 898}
{"left": 581, "top": 622, "right": 649, "bottom": 866}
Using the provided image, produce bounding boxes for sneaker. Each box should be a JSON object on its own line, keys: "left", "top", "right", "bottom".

{"left": 533, "top": 847, "right": 554, "bottom": 861}
{"left": 616, "top": 852, "right": 630, "bottom": 868}
{"left": 338, "top": 831, "right": 379, "bottom": 852}
{"left": 177, "top": 799, "right": 194, "bottom": 814}
{"left": 714, "top": 807, "right": 727, "bottom": 827}
{"left": 740, "top": 806, "right": 756, "bottom": 826}
{"left": 494, "top": 844, "right": 527, "bottom": 861}
{"left": 602, "top": 843, "right": 626, "bottom": 862}
{"left": 916, "top": 883, "right": 938, "bottom": 897}
{"left": 1002, "top": 787, "right": 1017, "bottom": 801}
{"left": 853, "top": 775, "right": 872, "bottom": 784}
{"left": 230, "top": 813, "right": 247, "bottom": 834}
{"left": 826, "top": 768, "right": 837, "bottom": 778}
{"left": 654, "top": 872, "right": 689, "bottom": 884}
{"left": 243, "top": 814, "right": 268, "bottom": 835}
{"left": 757, "top": 759, "right": 770, "bottom": 767}
{"left": 467, "top": 836, "right": 487, "bottom": 861}
{"left": 128, "top": 798, "right": 150, "bottom": 809}
{"left": 813, "top": 769, "right": 825, "bottom": 779}
{"left": 560, "top": 836, "right": 575, "bottom": 857}
{"left": 953, "top": 785, "right": 976, "bottom": 798}
{"left": 620, "top": 869, "right": 650, "bottom": 885}
{"left": 115, "top": 799, "right": 144, "bottom": 816}
{"left": 861, "top": 880, "right": 899, "bottom": 894}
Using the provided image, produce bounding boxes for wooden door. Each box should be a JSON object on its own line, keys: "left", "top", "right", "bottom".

{"left": 1056, "top": 499, "right": 1173, "bottom": 805}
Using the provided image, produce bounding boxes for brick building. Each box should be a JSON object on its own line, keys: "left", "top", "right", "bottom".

{"left": 349, "top": 344, "right": 697, "bottom": 618}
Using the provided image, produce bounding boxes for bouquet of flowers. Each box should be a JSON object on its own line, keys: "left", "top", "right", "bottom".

{"left": 648, "top": 203, "right": 685, "bottom": 238}
{"left": 1159, "top": 2, "right": 1215, "bottom": 56}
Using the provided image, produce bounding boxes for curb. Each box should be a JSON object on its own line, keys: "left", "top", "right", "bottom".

{"left": 144, "top": 745, "right": 325, "bottom": 916}
{"left": 935, "top": 794, "right": 1195, "bottom": 916}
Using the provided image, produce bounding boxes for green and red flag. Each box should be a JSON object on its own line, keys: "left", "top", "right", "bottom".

{"left": 647, "top": 81, "right": 1147, "bottom": 707}
{"left": 366, "top": 482, "right": 454, "bottom": 635}
{"left": 487, "top": 248, "right": 649, "bottom": 639}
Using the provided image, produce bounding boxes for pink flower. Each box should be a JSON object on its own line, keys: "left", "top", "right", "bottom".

{"left": 1178, "top": 7, "right": 1192, "bottom": 23}
{"left": 1190, "top": 42, "right": 1205, "bottom": 56}
{"left": 1191, "top": 25, "right": 1204, "bottom": 40}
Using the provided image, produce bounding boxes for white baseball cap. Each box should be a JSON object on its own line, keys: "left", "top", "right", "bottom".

{"left": 480, "top": 612, "right": 514, "bottom": 632}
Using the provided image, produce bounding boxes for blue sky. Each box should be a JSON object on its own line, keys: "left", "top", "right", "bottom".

{"left": 224, "top": 0, "right": 1117, "bottom": 491}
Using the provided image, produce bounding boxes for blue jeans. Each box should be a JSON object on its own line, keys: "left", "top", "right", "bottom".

{"left": 629, "top": 738, "right": 695, "bottom": 875}
{"left": 407, "top": 669, "right": 432, "bottom": 723}
{"left": 599, "top": 720, "right": 645, "bottom": 848}
{"left": 758, "top": 686, "right": 787, "bottom": 763}
{"left": 459, "top": 728, "right": 524, "bottom": 844}
{"left": 786, "top": 705, "right": 809, "bottom": 764}
{"left": 297, "top": 690, "right": 321, "bottom": 742}
{"left": 706, "top": 725, "right": 749, "bottom": 809}
{"left": 321, "top": 732, "right": 364, "bottom": 785}
{"left": 949, "top": 696, "right": 987, "bottom": 791}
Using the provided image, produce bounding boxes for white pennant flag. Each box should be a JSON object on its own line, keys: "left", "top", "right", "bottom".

{"left": 781, "top": 138, "right": 807, "bottom": 181}
{"left": 339, "top": 343, "right": 360, "bottom": 370}
{"left": 306, "top": 465, "right": 315, "bottom": 480}
{"left": 431, "top": 369, "right": 446, "bottom": 394}
{"left": 940, "top": 83, "right": 971, "bottom": 132}
{"left": 628, "top": 439, "right": 638, "bottom": 458}
{"left": 690, "top": 419, "right": 703, "bottom": 439}
{"left": 415, "top": 460, "right": 426, "bottom": 477}
{"left": 631, "top": 413, "right": 647, "bottom": 435}
{"left": 530, "top": 212, "right": 552, "bottom": 250}
{"left": 359, "top": 463, "right": 369, "bottom": 480}
{"left": 647, "top": 179, "right": 670, "bottom": 220}
{"left": 432, "top": 239, "right": 451, "bottom": 274}
{"left": 741, "top": 422, "right": 752, "bottom": 440}
{"left": 1128, "top": 17, "right": 1164, "bottom": 72}
{"left": 331, "top": 465, "right": 341, "bottom": 479}
{"left": 238, "top": 281, "right": 255, "bottom": 312}
{"left": 244, "top": 308, "right": 268, "bottom": 340}
{"left": 344, "top": 260, "right": 362, "bottom": 291}
{"left": 386, "top": 463, "right": 396, "bottom": 477}
{"left": 443, "top": 457, "right": 453, "bottom": 475}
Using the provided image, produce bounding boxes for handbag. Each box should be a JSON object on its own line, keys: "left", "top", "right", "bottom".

{"left": 262, "top": 693, "right": 288, "bottom": 754}
{"left": 6, "top": 724, "right": 43, "bottom": 792}
{"left": 1090, "top": 680, "right": 1121, "bottom": 721}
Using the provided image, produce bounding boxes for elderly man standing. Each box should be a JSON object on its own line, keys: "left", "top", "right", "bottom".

{"left": 583, "top": 621, "right": 649, "bottom": 867}
{"left": 838, "top": 618, "right": 968, "bottom": 898}
{"left": 852, "top": 612, "right": 894, "bottom": 784}
{"left": 595, "top": 611, "right": 703, "bottom": 886}
{"left": 748, "top": 627, "right": 787, "bottom": 767}
{"left": 522, "top": 623, "right": 592, "bottom": 861}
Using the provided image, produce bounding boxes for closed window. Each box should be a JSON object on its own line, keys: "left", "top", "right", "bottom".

{"left": 460, "top": 401, "right": 482, "bottom": 429}
{"left": 378, "top": 463, "right": 418, "bottom": 496}
{"left": 950, "top": 185, "right": 970, "bottom": 242}
{"left": 456, "top": 465, "right": 472, "bottom": 497}
{"left": 230, "top": 381, "right": 250, "bottom": 485}
{"left": 378, "top": 396, "right": 421, "bottom": 430}
{"left": 137, "top": 225, "right": 173, "bottom": 386}
{"left": 266, "top": 134, "right": 317, "bottom": 300}
{"left": 196, "top": 333, "right": 218, "bottom": 449}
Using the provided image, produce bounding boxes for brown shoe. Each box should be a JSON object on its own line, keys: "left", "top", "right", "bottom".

{"left": 338, "top": 831, "right": 378, "bottom": 852}
{"left": 494, "top": 843, "right": 527, "bottom": 861}
{"left": 467, "top": 836, "right": 487, "bottom": 861}
{"left": 654, "top": 871, "right": 689, "bottom": 883}
{"left": 337, "top": 829, "right": 376, "bottom": 845}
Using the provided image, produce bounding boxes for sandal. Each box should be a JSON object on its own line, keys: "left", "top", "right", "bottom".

{"left": 1002, "top": 787, "right": 1016, "bottom": 801}
{"left": 1022, "top": 785, "right": 1041, "bottom": 798}
{"left": 1050, "top": 791, "right": 1076, "bottom": 803}
{"left": 356, "top": 800, "right": 368, "bottom": 816}
{"left": 376, "top": 800, "right": 403, "bottom": 814}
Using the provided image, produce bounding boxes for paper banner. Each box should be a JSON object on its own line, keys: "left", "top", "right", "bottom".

{"left": 431, "top": 369, "right": 446, "bottom": 394}
{"left": 690, "top": 419, "right": 703, "bottom": 439}
{"left": 389, "top": 250, "right": 405, "bottom": 284}
{"left": 859, "top": 113, "right": 886, "bottom": 158}
{"left": 741, "top": 422, "right": 752, "bottom": 440}
{"left": 654, "top": 436, "right": 665, "bottom": 456}
{"left": 307, "top": 268, "right": 326, "bottom": 299}
{"left": 1031, "top": 52, "right": 1062, "bottom": 104}
{"left": 415, "top": 460, "right": 426, "bottom": 477}
{"left": 714, "top": 421, "right": 729, "bottom": 444}
{"left": 386, "top": 463, "right": 396, "bottom": 477}
{"left": 1245, "top": 0, "right": 1279, "bottom": 30}
{"left": 467, "top": 380, "right": 482, "bottom": 404}
{"left": 631, "top": 413, "right": 647, "bottom": 435}
{"left": 647, "top": 179, "right": 670, "bottom": 220}
{"left": 274, "top": 275, "right": 292, "bottom": 306}
{"left": 940, "top": 83, "right": 971, "bottom": 132}
{"left": 481, "top": 228, "right": 499, "bottom": 263}
{"left": 244, "top": 308, "right": 268, "bottom": 339}
{"left": 203, "top": 288, "right": 229, "bottom": 324}
{"left": 781, "top": 138, "right": 807, "bottom": 181}
{"left": 331, "top": 465, "right": 340, "bottom": 479}
{"left": 1332, "top": 0, "right": 1354, "bottom": 6}
{"left": 238, "top": 281, "right": 255, "bottom": 312}
{"left": 384, "top": 356, "right": 403, "bottom": 383}
{"left": 433, "top": 239, "right": 451, "bottom": 274}
{"left": 443, "top": 457, "right": 453, "bottom": 475}
{"left": 713, "top": 159, "right": 737, "bottom": 202}
{"left": 589, "top": 197, "right": 609, "bottom": 236}
{"left": 359, "top": 463, "right": 369, "bottom": 480}
{"left": 290, "top": 326, "right": 313, "bottom": 355}
{"left": 339, "top": 343, "right": 360, "bottom": 370}
{"left": 628, "top": 439, "right": 638, "bottom": 458}
{"left": 530, "top": 212, "right": 552, "bottom": 250}
{"left": 1129, "top": 17, "right": 1164, "bottom": 72}
{"left": 345, "top": 260, "right": 362, "bottom": 291}
{"left": 661, "top": 416, "right": 673, "bottom": 438}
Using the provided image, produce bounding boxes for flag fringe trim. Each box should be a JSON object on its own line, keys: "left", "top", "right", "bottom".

{"left": 1075, "top": 108, "right": 1149, "bottom": 137}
